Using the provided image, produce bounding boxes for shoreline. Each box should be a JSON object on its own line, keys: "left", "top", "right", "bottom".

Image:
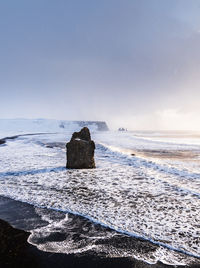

{"left": 0, "top": 132, "right": 58, "bottom": 145}
{"left": 1, "top": 218, "right": 135, "bottom": 268}
{"left": 0, "top": 218, "right": 160, "bottom": 268}
{"left": 0, "top": 196, "right": 199, "bottom": 268}
{"left": 0, "top": 218, "right": 195, "bottom": 268}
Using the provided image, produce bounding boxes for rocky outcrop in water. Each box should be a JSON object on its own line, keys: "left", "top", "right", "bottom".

{"left": 66, "top": 127, "right": 95, "bottom": 169}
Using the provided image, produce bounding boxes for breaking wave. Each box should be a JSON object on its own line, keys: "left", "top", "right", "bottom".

{"left": 0, "top": 132, "right": 200, "bottom": 265}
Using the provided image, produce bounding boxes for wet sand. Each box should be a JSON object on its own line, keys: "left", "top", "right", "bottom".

{"left": 135, "top": 149, "right": 200, "bottom": 160}
{"left": 0, "top": 218, "right": 135, "bottom": 268}
{"left": 0, "top": 196, "right": 200, "bottom": 268}
{"left": 2, "top": 218, "right": 199, "bottom": 268}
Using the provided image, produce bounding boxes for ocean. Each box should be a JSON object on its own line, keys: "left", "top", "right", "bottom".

{"left": 0, "top": 128, "right": 200, "bottom": 266}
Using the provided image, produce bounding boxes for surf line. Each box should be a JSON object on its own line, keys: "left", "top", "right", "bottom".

{"left": 0, "top": 132, "right": 58, "bottom": 145}
{"left": 2, "top": 194, "right": 199, "bottom": 261}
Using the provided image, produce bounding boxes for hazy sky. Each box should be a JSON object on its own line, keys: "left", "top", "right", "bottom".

{"left": 1, "top": 0, "right": 200, "bottom": 130}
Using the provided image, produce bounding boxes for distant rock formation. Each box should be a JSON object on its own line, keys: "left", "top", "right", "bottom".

{"left": 73, "top": 121, "right": 109, "bottom": 131}
{"left": 118, "top": 127, "right": 128, "bottom": 132}
{"left": 0, "top": 118, "right": 109, "bottom": 133}
{"left": 79, "top": 121, "right": 109, "bottom": 131}
{"left": 59, "top": 122, "right": 65, "bottom": 128}
{"left": 59, "top": 121, "right": 109, "bottom": 131}
{"left": 66, "top": 127, "right": 96, "bottom": 169}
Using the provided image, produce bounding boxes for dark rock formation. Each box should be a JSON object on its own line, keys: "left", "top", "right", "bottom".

{"left": 66, "top": 127, "right": 95, "bottom": 169}
{"left": 0, "top": 139, "right": 5, "bottom": 145}
{"left": 118, "top": 128, "right": 127, "bottom": 132}
{"left": 59, "top": 122, "right": 65, "bottom": 128}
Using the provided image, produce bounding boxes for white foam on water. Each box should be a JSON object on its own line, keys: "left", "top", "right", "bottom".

{"left": 0, "top": 131, "right": 200, "bottom": 265}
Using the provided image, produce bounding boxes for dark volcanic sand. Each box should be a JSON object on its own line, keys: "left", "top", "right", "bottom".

{"left": 1, "top": 218, "right": 136, "bottom": 268}
{"left": 0, "top": 197, "right": 199, "bottom": 268}
{"left": 2, "top": 218, "right": 199, "bottom": 268}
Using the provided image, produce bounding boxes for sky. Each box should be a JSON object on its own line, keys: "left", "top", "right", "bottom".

{"left": 1, "top": 0, "right": 200, "bottom": 130}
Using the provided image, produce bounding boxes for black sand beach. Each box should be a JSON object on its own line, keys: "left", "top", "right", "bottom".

{"left": 2, "top": 217, "right": 200, "bottom": 268}
{"left": 1, "top": 218, "right": 136, "bottom": 268}
{"left": 0, "top": 196, "right": 200, "bottom": 268}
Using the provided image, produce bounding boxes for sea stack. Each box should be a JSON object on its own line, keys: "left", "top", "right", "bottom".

{"left": 66, "top": 127, "right": 96, "bottom": 169}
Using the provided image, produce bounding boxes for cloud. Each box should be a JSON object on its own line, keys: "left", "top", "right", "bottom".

{"left": 0, "top": 0, "right": 200, "bottom": 131}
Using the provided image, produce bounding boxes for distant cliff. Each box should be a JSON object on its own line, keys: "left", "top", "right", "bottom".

{"left": 74, "top": 121, "right": 109, "bottom": 131}
{"left": 59, "top": 120, "right": 109, "bottom": 131}
{"left": 0, "top": 119, "right": 109, "bottom": 136}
